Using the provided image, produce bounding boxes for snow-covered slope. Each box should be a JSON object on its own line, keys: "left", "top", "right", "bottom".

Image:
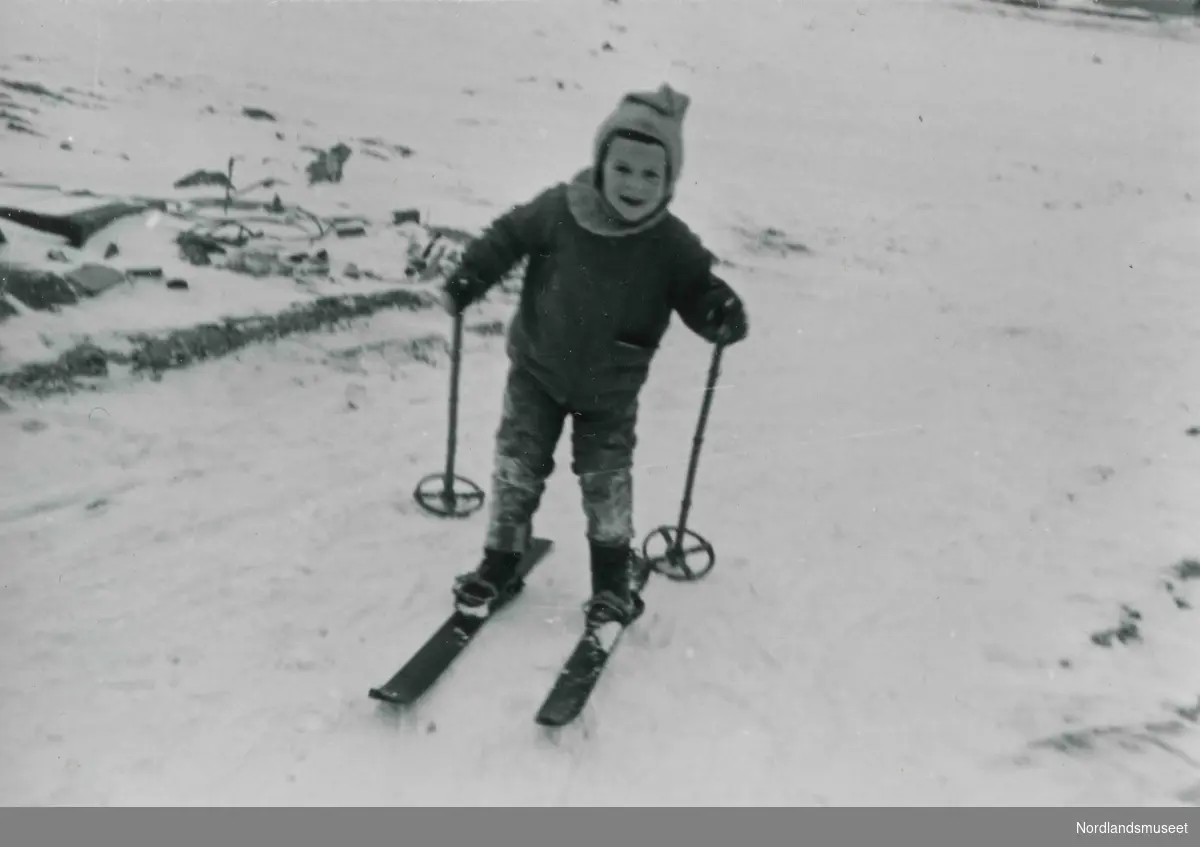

{"left": 2, "top": 0, "right": 1199, "bottom": 806}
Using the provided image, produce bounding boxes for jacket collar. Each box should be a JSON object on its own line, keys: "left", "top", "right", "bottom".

{"left": 565, "top": 168, "right": 671, "bottom": 237}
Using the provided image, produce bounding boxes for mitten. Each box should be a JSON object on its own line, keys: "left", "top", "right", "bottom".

{"left": 701, "top": 292, "right": 748, "bottom": 346}
{"left": 441, "top": 272, "right": 478, "bottom": 315}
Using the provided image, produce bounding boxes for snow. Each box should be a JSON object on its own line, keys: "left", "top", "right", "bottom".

{"left": 2, "top": 0, "right": 1200, "bottom": 806}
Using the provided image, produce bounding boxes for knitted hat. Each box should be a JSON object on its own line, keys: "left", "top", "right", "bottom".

{"left": 592, "top": 83, "right": 690, "bottom": 189}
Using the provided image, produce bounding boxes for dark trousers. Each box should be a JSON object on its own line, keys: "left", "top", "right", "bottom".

{"left": 484, "top": 364, "right": 638, "bottom": 554}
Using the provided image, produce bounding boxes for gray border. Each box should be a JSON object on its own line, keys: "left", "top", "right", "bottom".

{"left": 1, "top": 808, "right": 1195, "bottom": 847}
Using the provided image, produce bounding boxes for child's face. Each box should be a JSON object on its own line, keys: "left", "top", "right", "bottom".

{"left": 600, "top": 136, "right": 668, "bottom": 222}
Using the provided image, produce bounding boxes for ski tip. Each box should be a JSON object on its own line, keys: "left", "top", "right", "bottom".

{"left": 368, "top": 686, "right": 410, "bottom": 706}
{"left": 535, "top": 713, "right": 572, "bottom": 729}
{"left": 534, "top": 701, "right": 583, "bottom": 728}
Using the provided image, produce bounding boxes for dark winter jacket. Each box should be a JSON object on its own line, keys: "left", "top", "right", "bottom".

{"left": 453, "top": 179, "right": 737, "bottom": 412}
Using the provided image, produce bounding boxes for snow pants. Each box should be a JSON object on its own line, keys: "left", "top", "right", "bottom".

{"left": 483, "top": 363, "right": 637, "bottom": 554}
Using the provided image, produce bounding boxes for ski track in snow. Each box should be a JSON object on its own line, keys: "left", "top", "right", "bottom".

{"left": 2, "top": 0, "right": 1200, "bottom": 806}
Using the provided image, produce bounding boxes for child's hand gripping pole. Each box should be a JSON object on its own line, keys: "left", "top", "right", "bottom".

{"left": 413, "top": 310, "right": 486, "bottom": 517}
{"left": 640, "top": 341, "right": 726, "bottom": 582}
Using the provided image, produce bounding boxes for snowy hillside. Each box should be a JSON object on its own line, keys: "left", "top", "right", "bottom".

{"left": 2, "top": 0, "right": 1199, "bottom": 806}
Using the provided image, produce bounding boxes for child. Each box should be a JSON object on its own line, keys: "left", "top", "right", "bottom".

{"left": 440, "top": 83, "right": 748, "bottom": 628}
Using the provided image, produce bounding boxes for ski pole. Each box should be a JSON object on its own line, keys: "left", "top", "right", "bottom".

{"left": 640, "top": 342, "right": 724, "bottom": 581}
{"left": 673, "top": 342, "right": 723, "bottom": 544}
{"left": 443, "top": 310, "right": 463, "bottom": 494}
{"left": 413, "top": 309, "right": 484, "bottom": 517}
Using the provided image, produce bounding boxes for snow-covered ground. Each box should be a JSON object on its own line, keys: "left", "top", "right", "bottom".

{"left": 2, "top": 0, "right": 1200, "bottom": 806}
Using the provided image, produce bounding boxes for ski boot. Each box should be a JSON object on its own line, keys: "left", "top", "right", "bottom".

{"left": 583, "top": 540, "right": 645, "bottom": 628}
{"left": 452, "top": 548, "right": 524, "bottom": 619}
